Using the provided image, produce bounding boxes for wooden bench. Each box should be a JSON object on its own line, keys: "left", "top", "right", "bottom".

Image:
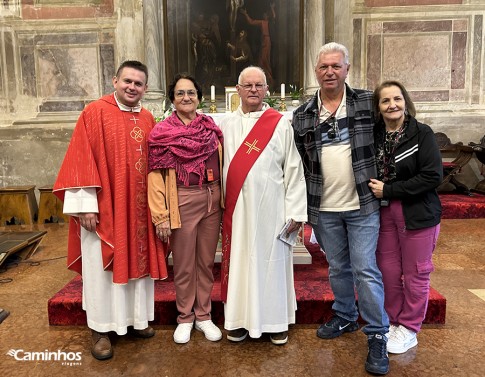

{"left": 435, "top": 132, "right": 474, "bottom": 196}
{"left": 0, "top": 185, "right": 38, "bottom": 225}
{"left": 469, "top": 135, "right": 485, "bottom": 194}
{"left": 37, "top": 186, "right": 70, "bottom": 224}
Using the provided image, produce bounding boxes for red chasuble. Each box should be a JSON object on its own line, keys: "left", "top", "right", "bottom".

{"left": 53, "top": 94, "right": 168, "bottom": 284}
{"left": 221, "top": 108, "right": 282, "bottom": 301}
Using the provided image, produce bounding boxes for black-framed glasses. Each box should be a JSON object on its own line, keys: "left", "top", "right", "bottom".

{"left": 326, "top": 116, "right": 340, "bottom": 140}
{"left": 238, "top": 83, "right": 267, "bottom": 91}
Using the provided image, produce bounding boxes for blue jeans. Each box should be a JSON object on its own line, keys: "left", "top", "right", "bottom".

{"left": 313, "top": 209, "right": 389, "bottom": 334}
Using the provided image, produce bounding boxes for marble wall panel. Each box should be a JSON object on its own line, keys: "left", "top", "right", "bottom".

{"left": 36, "top": 46, "right": 100, "bottom": 99}
{"left": 450, "top": 89, "right": 466, "bottom": 101}
{"left": 365, "top": 0, "right": 462, "bottom": 6}
{"left": 0, "top": 63, "right": 3, "bottom": 98}
{"left": 21, "top": 0, "right": 113, "bottom": 19}
{"left": 4, "top": 31, "right": 16, "bottom": 99}
{"left": 100, "top": 44, "right": 115, "bottom": 94}
{"left": 20, "top": 47, "right": 37, "bottom": 97}
{"left": 353, "top": 18, "right": 363, "bottom": 88}
{"left": 382, "top": 35, "right": 451, "bottom": 89}
{"left": 32, "top": 33, "right": 99, "bottom": 46}
{"left": 409, "top": 90, "right": 449, "bottom": 101}
{"left": 383, "top": 20, "right": 452, "bottom": 33}
{"left": 366, "top": 35, "right": 381, "bottom": 90}
{"left": 453, "top": 19, "right": 468, "bottom": 32}
{"left": 0, "top": 127, "right": 73, "bottom": 189}
{"left": 0, "top": 33, "right": 8, "bottom": 97}
{"left": 36, "top": 0, "right": 103, "bottom": 4}
{"left": 452, "top": 32, "right": 467, "bottom": 89}
{"left": 366, "top": 18, "right": 469, "bottom": 102}
{"left": 15, "top": 30, "right": 115, "bottom": 113}
{"left": 39, "top": 100, "right": 87, "bottom": 112}
{"left": 472, "top": 15, "right": 483, "bottom": 104}
{"left": 0, "top": 1, "right": 21, "bottom": 18}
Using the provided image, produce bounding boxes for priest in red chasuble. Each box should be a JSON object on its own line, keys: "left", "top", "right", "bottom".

{"left": 53, "top": 61, "right": 168, "bottom": 360}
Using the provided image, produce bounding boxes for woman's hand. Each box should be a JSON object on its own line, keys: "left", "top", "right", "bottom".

{"left": 368, "top": 178, "right": 385, "bottom": 199}
{"left": 156, "top": 221, "right": 171, "bottom": 243}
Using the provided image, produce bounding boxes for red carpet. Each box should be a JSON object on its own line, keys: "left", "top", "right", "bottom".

{"left": 439, "top": 192, "right": 485, "bottom": 219}
{"left": 48, "top": 227, "right": 446, "bottom": 326}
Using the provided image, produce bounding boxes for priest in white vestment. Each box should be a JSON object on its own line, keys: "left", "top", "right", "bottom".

{"left": 219, "top": 66, "right": 307, "bottom": 345}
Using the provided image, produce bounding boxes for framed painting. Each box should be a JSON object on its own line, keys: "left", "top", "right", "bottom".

{"left": 165, "top": 0, "right": 302, "bottom": 97}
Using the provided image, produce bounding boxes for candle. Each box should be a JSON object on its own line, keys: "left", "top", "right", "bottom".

{"left": 210, "top": 85, "right": 215, "bottom": 101}
{"left": 281, "top": 83, "right": 285, "bottom": 99}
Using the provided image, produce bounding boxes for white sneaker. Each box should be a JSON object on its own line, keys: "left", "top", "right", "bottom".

{"left": 385, "top": 324, "right": 399, "bottom": 339}
{"left": 195, "top": 320, "right": 222, "bottom": 342}
{"left": 387, "top": 325, "right": 418, "bottom": 354}
{"left": 173, "top": 322, "right": 193, "bottom": 344}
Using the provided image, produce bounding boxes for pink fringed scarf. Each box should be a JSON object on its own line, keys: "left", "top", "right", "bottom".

{"left": 148, "top": 111, "right": 223, "bottom": 186}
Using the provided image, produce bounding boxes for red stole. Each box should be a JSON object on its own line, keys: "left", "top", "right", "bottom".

{"left": 53, "top": 94, "right": 168, "bottom": 283}
{"left": 221, "top": 108, "right": 283, "bottom": 301}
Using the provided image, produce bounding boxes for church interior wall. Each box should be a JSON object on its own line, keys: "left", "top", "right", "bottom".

{"left": 0, "top": 0, "right": 484, "bottom": 191}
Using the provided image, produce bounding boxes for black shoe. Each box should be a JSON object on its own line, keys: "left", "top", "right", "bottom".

{"left": 0, "top": 308, "right": 10, "bottom": 325}
{"left": 227, "top": 328, "right": 248, "bottom": 342}
{"left": 316, "top": 315, "right": 359, "bottom": 339}
{"left": 365, "top": 333, "right": 389, "bottom": 375}
{"left": 128, "top": 326, "right": 156, "bottom": 338}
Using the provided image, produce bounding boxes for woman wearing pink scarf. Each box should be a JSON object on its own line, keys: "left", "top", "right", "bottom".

{"left": 147, "top": 74, "right": 223, "bottom": 344}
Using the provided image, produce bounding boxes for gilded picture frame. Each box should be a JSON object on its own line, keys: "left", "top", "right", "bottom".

{"left": 165, "top": 0, "right": 302, "bottom": 97}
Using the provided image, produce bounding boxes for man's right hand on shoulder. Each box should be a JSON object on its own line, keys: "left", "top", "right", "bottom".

{"left": 78, "top": 213, "right": 99, "bottom": 232}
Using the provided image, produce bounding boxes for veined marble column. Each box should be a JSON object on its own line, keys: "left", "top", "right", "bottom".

{"left": 143, "top": 0, "right": 167, "bottom": 118}
{"left": 332, "top": 1, "right": 354, "bottom": 86}
{"left": 303, "top": 0, "right": 325, "bottom": 95}
{"left": 115, "top": 0, "right": 145, "bottom": 65}
{"left": 333, "top": 1, "right": 352, "bottom": 51}
{"left": 143, "top": 0, "right": 166, "bottom": 94}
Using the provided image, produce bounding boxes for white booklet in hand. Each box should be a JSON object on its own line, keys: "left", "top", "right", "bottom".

{"left": 277, "top": 219, "right": 299, "bottom": 246}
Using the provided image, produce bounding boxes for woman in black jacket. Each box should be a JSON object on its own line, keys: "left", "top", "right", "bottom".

{"left": 369, "top": 80, "right": 442, "bottom": 355}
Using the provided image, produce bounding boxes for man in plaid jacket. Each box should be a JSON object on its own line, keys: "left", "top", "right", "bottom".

{"left": 292, "top": 42, "right": 390, "bottom": 376}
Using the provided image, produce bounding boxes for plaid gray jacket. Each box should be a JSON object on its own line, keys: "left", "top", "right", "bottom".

{"left": 291, "top": 84, "right": 380, "bottom": 226}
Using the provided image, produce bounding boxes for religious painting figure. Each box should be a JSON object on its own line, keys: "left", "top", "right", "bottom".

{"left": 227, "top": 0, "right": 244, "bottom": 32}
{"left": 227, "top": 29, "right": 253, "bottom": 73}
{"left": 191, "top": 12, "right": 218, "bottom": 91}
{"left": 239, "top": 2, "right": 275, "bottom": 87}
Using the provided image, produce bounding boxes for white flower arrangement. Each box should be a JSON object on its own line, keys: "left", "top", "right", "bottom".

{"left": 154, "top": 98, "right": 173, "bottom": 122}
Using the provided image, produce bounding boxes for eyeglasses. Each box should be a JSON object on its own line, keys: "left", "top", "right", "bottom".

{"left": 317, "top": 64, "right": 345, "bottom": 73}
{"left": 238, "top": 83, "right": 267, "bottom": 91}
{"left": 326, "top": 117, "right": 340, "bottom": 140}
{"left": 175, "top": 89, "right": 198, "bottom": 98}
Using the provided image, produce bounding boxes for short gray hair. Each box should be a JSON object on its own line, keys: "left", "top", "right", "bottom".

{"left": 315, "top": 42, "right": 350, "bottom": 67}
{"left": 238, "top": 66, "right": 267, "bottom": 85}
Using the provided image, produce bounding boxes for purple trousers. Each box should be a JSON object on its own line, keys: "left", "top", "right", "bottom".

{"left": 376, "top": 200, "right": 440, "bottom": 333}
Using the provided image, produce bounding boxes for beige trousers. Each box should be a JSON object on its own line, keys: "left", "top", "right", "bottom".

{"left": 170, "top": 181, "right": 221, "bottom": 323}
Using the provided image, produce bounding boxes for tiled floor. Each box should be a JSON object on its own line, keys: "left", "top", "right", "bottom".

{"left": 0, "top": 219, "right": 484, "bottom": 377}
